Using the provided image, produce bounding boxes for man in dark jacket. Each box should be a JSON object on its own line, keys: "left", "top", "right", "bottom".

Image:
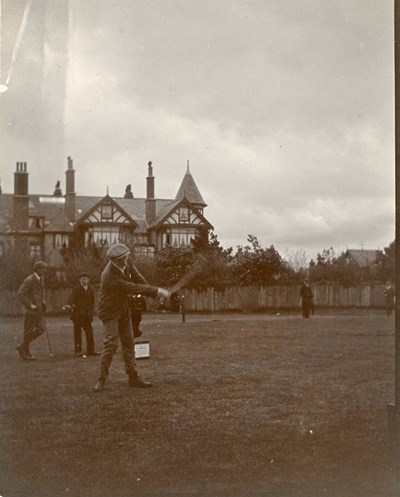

{"left": 93, "top": 243, "right": 170, "bottom": 392}
{"left": 66, "top": 272, "right": 100, "bottom": 356}
{"left": 16, "top": 260, "right": 48, "bottom": 360}
{"left": 384, "top": 281, "right": 395, "bottom": 317}
{"left": 299, "top": 280, "right": 314, "bottom": 318}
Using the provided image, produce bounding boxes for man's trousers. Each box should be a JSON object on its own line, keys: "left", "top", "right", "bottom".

{"left": 98, "top": 311, "right": 138, "bottom": 382}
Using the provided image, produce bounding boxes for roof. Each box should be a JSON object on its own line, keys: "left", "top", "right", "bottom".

{"left": 0, "top": 193, "right": 181, "bottom": 234}
{"left": 0, "top": 194, "right": 73, "bottom": 233}
{"left": 0, "top": 167, "right": 211, "bottom": 235}
{"left": 345, "top": 249, "right": 378, "bottom": 267}
{"left": 175, "top": 168, "right": 207, "bottom": 207}
{"left": 148, "top": 197, "right": 214, "bottom": 230}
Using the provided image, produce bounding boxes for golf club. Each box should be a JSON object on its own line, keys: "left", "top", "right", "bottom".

{"left": 43, "top": 318, "right": 54, "bottom": 357}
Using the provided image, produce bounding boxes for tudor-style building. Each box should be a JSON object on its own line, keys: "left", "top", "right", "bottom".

{"left": 0, "top": 158, "right": 213, "bottom": 266}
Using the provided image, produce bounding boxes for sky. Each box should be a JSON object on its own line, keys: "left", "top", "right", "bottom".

{"left": 0, "top": 0, "right": 395, "bottom": 260}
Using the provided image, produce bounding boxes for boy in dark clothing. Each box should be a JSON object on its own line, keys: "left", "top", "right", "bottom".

{"left": 66, "top": 272, "right": 100, "bottom": 356}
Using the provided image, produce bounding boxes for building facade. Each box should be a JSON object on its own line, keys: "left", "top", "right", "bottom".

{"left": 0, "top": 159, "right": 213, "bottom": 267}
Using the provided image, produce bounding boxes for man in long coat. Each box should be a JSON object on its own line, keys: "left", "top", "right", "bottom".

{"left": 16, "top": 260, "right": 48, "bottom": 360}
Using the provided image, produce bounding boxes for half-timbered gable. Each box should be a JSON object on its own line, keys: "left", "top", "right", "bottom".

{"left": 75, "top": 195, "right": 139, "bottom": 248}
{"left": 148, "top": 198, "right": 213, "bottom": 249}
{"left": 0, "top": 159, "right": 213, "bottom": 265}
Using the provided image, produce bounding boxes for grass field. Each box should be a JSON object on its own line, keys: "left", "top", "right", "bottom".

{"left": 0, "top": 310, "right": 396, "bottom": 497}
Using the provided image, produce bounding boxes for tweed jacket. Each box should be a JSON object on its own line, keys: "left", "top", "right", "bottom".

{"left": 125, "top": 257, "right": 148, "bottom": 285}
{"left": 67, "top": 284, "right": 95, "bottom": 322}
{"left": 97, "top": 261, "right": 159, "bottom": 321}
{"left": 17, "top": 273, "right": 46, "bottom": 313}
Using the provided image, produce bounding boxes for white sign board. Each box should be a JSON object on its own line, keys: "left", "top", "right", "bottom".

{"left": 135, "top": 340, "right": 150, "bottom": 359}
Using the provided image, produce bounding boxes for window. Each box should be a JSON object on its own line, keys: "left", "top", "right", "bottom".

{"left": 29, "top": 217, "right": 44, "bottom": 228}
{"left": 179, "top": 207, "right": 189, "bottom": 222}
{"left": 101, "top": 205, "right": 113, "bottom": 220}
{"left": 134, "top": 246, "right": 155, "bottom": 257}
{"left": 55, "top": 234, "right": 69, "bottom": 249}
{"left": 84, "top": 227, "right": 131, "bottom": 247}
{"left": 30, "top": 243, "right": 41, "bottom": 259}
{"left": 162, "top": 228, "right": 196, "bottom": 248}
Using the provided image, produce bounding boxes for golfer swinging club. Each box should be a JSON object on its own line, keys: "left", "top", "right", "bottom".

{"left": 93, "top": 243, "right": 170, "bottom": 392}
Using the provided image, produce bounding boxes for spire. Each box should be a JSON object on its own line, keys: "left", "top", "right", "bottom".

{"left": 175, "top": 165, "right": 207, "bottom": 207}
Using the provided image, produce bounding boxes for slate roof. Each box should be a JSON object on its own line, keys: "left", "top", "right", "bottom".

{"left": 0, "top": 168, "right": 210, "bottom": 235}
{"left": 175, "top": 168, "right": 207, "bottom": 207}
{"left": 0, "top": 193, "right": 181, "bottom": 234}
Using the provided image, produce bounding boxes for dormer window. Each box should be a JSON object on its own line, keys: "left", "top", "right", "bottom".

{"left": 29, "top": 217, "right": 44, "bottom": 228}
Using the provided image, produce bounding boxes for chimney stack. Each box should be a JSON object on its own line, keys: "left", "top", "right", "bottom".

{"left": 53, "top": 180, "right": 62, "bottom": 197}
{"left": 124, "top": 184, "right": 133, "bottom": 199}
{"left": 145, "top": 161, "right": 156, "bottom": 224}
{"left": 13, "top": 161, "right": 29, "bottom": 232}
{"left": 65, "top": 156, "right": 76, "bottom": 221}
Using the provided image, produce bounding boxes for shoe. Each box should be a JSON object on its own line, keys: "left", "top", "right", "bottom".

{"left": 92, "top": 380, "right": 105, "bottom": 392}
{"left": 75, "top": 351, "right": 83, "bottom": 357}
{"left": 16, "top": 344, "right": 27, "bottom": 360}
{"left": 129, "top": 377, "right": 153, "bottom": 388}
{"left": 25, "top": 354, "right": 37, "bottom": 361}
{"left": 86, "top": 351, "right": 101, "bottom": 356}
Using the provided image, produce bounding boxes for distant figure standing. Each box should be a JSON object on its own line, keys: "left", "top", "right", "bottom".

{"left": 384, "top": 281, "right": 395, "bottom": 317}
{"left": 66, "top": 272, "right": 100, "bottom": 356}
{"left": 300, "top": 280, "right": 314, "bottom": 318}
{"left": 16, "top": 261, "right": 48, "bottom": 360}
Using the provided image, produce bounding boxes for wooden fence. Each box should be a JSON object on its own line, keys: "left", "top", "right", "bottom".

{"left": 0, "top": 284, "right": 388, "bottom": 316}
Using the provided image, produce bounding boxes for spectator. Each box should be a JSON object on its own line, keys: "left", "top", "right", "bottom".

{"left": 299, "top": 280, "right": 314, "bottom": 319}
{"left": 66, "top": 272, "right": 100, "bottom": 357}
{"left": 16, "top": 261, "right": 48, "bottom": 360}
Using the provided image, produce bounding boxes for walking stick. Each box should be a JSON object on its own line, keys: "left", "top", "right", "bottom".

{"left": 43, "top": 318, "right": 54, "bottom": 357}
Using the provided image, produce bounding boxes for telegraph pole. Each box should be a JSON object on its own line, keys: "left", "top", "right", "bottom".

{"left": 395, "top": 0, "right": 400, "bottom": 492}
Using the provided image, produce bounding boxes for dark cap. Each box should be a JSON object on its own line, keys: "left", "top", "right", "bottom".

{"left": 33, "top": 261, "right": 48, "bottom": 271}
{"left": 107, "top": 243, "right": 130, "bottom": 260}
{"left": 79, "top": 272, "right": 89, "bottom": 279}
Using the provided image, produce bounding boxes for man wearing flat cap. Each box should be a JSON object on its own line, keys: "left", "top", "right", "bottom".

{"left": 93, "top": 243, "right": 170, "bottom": 392}
{"left": 66, "top": 272, "right": 99, "bottom": 357}
{"left": 16, "top": 260, "right": 48, "bottom": 360}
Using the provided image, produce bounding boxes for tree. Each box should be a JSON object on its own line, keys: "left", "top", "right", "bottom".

{"left": 153, "top": 230, "right": 234, "bottom": 291}
{"left": 190, "top": 230, "right": 234, "bottom": 290}
{"left": 375, "top": 241, "right": 395, "bottom": 283}
{"left": 283, "top": 248, "right": 309, "bottom": 283}
{"left": 309, "top": 247, "right": 362, "bottom": 287}
{"left": 0, "top": 245, "right": 36, "bottom": 291}
{"left": 232, "top": 235, "right": 291, "bottom": 286}
{"left": 61, "top": 246, "right": 107, "bottom": 287}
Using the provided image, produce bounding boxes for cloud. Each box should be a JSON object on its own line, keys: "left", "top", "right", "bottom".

{"left": 0, "top": 0, "right": 395, "bottom": 259}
